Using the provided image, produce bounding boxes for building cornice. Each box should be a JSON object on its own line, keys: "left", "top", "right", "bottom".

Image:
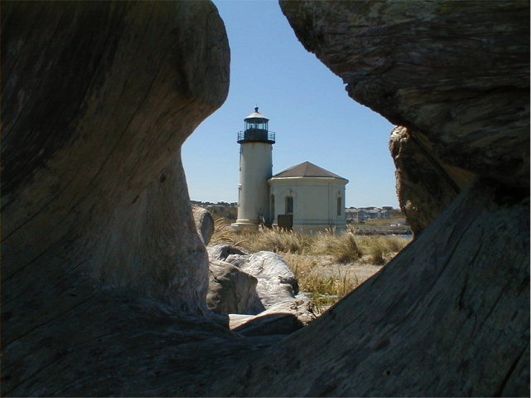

{"left": 268, "top": 176, "right": 349, "bottom": 185}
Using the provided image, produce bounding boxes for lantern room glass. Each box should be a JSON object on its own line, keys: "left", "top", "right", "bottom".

{"left": 245, "top": 120, "right": 268, "bottom": 131}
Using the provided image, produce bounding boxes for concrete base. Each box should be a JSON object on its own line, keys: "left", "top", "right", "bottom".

{"left": 231, "top": 220, "right": 259, "bottom": 232}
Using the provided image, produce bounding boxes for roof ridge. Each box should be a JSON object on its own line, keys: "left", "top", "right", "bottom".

{"left": 271, "top": 161, "right": 347, "bottom": 180}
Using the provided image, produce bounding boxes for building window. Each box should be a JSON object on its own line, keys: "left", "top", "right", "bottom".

{"left": 271, "top": 194, "right": 275, "bottom": 219}
{"left": 285, "top": 196, "right": 293, "bottom": 215}
{"left": 337, "top": 197, "right": 342, "bottom": 216}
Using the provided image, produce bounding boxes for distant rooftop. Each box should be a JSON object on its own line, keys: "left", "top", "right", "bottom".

{"left": 271, "top": 161, "right": 348, "bottom": 181}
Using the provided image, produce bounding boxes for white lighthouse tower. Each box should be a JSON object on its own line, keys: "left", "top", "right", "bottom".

{"left": 232, "top": 107, "right": 275, "bottom": 231}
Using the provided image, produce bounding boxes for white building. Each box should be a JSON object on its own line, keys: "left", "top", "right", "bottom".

{"left": 232, "top": 108, "right": 348, "bottom": 233}
{"left": 269, "top": 161, "right": 348, "bottom": 233}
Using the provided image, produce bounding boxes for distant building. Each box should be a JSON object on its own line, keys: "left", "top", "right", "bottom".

{"left": 231, "top": 108, "right": 348, "bottom": 233}
{"left": 345, "top": 206, "right": 400, "bottom": 223}
{"left": 269, "top": 161, "right": 348, "bottom": 233}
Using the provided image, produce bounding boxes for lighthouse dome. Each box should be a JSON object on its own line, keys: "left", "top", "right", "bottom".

{"left": 244, "top": 107, "right": 269, "bottom": 121}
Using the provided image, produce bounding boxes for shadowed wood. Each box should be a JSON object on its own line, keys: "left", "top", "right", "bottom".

{"left": 1, "top": 0, "right": 528, "bottom": 396}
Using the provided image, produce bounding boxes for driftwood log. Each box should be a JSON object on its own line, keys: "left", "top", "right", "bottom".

{"left": 1, "top": 1, "right": 529, "bottom": 396}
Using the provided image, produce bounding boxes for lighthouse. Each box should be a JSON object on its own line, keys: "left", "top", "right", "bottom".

{"left": 232, "top": 107, "right": 275, "bottom": 231}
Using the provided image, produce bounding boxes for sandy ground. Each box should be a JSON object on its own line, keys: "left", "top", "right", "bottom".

{"left": 313, "top": 259, "right": 384, "bottom": 285}
{"left": 291, "top": 253, "right": 386, "bottom": 284}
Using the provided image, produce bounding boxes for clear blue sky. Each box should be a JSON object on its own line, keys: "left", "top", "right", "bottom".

{"left": 182, "top": 0, "right": 398, "bottom": 208}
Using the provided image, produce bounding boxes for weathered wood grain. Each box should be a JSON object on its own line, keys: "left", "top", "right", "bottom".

{"left": 2, "top": 0, "right": 528, "bottom": 396}
{"left": 2, "top": 2, "right": 232, "bottom": 395}
{"left": 216, "top": 182, "right": 530, "bottom": 396}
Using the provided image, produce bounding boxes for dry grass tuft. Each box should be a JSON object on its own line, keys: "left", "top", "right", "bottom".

{"left": 210, "top": 219, "right": 312, "bottom": 253}
{"left": 315, "top": 232, "right": 362, "bottom": 263}
{"left": 355, "top": 236, "right": 409, "bottom": 265}
{"left": 244, "top": 229, "right": 310, "bottom": 254}
{"left": 210, "top": 217, "right": 233, "bottom": 245}
{"left": 282, "top": 252, "right": 359, "bottom": 312}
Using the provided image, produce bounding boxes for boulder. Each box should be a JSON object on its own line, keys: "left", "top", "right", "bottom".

{"left": 389, "top": 126, "right": 474, "bottom": 235}
{"left": 192, "top": 205, "right": 215, "bottom": 245}
{"left": 207, "top": 260, "right": 262, "bottom": 314}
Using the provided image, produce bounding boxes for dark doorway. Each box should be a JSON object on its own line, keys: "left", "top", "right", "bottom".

{"left": 277, "top": 214, "right": 293, "bottom": 230}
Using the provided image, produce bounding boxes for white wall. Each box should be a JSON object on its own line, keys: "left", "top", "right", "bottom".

{"left": 235, "top": 142, "right": 272, "bottom": 227}
{"left": 269, "top": 177, "right": 347, "bottom": 233}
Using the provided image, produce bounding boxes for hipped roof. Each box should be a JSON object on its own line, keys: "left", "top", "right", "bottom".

{"left": 271, "top": 161, "right": 347, "bottom": 181}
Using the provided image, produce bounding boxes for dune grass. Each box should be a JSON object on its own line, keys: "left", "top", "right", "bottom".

{"left": 211, "top": 219, "right": 311, "bottom": 253}
{"left": 210, "top": 218, "right": 409, "bottom": 310}
{"left": 313, "top": 231, "right": 362, "bottom": 263}
{"left": 282, "top": 252, "right": 360, "bottom": 312}
{"left": 211, "top": 218, "right": 408, "bottom": 262}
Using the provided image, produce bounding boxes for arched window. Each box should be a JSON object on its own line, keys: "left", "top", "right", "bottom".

{"left": 285, "top": 196, "right": 294, "bottom": 215}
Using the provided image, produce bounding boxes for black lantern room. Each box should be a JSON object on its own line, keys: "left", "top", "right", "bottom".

{"left": 237, "top": 107, "right": 275, "bottom": 144}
